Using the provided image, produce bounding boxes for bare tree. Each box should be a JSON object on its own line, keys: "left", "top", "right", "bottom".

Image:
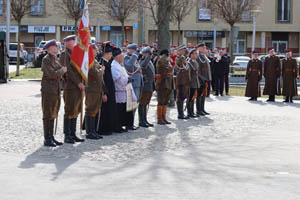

{"left": 101, "top": 0, "right": 141, "bottom": 45}
{"left": 209, "top": 0, "right": 262, "bottom": 62}
{"left": 53, "top": 0, "right": 83, "bottom": 35}
{"left": 171, "top": 0, "right": 193, "bottom": 46}
{"left": 10, "top": 0, "right": 38, "bottom": 76}
{"left": 145, "top": 0, "right": 173, "bottom": 52}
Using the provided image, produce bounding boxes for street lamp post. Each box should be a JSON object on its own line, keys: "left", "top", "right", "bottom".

{"left": 251, "top": 10, "right": 261, "bottom": 52}
{"left": 212, "top": 18, "right": 218, "bottom": 50}
{"left": 5, "top": 0, "right": 11, "bottom": 80}
{"left": 96, "top": 16, "right": 101, "bottom": 43}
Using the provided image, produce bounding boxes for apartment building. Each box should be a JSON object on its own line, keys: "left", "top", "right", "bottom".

{"left": 0, "top": 0, "right": 299, "bottom": 55}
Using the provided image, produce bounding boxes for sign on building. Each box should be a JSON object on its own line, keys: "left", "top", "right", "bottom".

{"left": 28, "top": 26, "right": 56, "bottom": 33}
{"left": 62, "top": 26, "right": 94, "bottom": 32}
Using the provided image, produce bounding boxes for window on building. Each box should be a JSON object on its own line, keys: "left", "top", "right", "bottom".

{"left": 31, "top": 0, "right": 44, "bottom": 16}
{"left": 277, "top": 0, "right": 291, "bottom": 22}
{"left": 0, "top": 0, "right": 4, "bottom": 15}
{"left": 234, "top": 32, "right": 247, "bottom": 55}
{"left": 198, "top": 0, "right": 211, "bottom": 21}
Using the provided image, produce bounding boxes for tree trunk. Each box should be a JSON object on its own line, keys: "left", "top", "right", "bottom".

{"left": 229, "top": 24, "right": 235, "bottom": 64}
{"left": 157, "top": 0, "right": 172, "bottom": 53}
{"left": 16, "top": 20, "right": 21, "bottom": 76}
{"left": 121, "top": 20, "right": 125, "bottom": 46}
{"left": 74, "top": 19, "right": 78, "bottom": 35}
{"left": 177, "top": 21, "right": 181, "bottom": 46}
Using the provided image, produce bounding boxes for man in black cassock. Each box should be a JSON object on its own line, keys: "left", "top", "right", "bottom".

{"left": 96, "top": 42, "right": 120, "bottom": 135}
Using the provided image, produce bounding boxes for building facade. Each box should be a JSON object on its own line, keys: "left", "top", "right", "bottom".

{"left": 0, "top": 0, "right": 300, "bottom": 55}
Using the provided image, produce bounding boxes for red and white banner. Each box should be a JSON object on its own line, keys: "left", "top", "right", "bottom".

{"left": 71, "top": 0, "right": 94, "bottom": 81}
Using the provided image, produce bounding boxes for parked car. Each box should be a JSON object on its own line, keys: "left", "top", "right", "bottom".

{"left": 33, "top": 41, "right": 62, "bottom": 67}
{"left": 8, "top": 43, "right": 27, "bottom": 65}
{"left": 231, "top": 56, "right": 250, "bottom": 71}
{"left": 259, "top": 54, "right": 286, "bottom": 64}
{"left": 34, "top": 40, "right": 47, "bottom": 60}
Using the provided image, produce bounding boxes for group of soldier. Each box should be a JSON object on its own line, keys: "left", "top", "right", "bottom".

{"left": 40, "top": 34, "right": 299, "bottom": 147}
{"left": 40, "top": 34, "right": 216, "bottom": 147}
{"left": 245, "top": 47, "right": 299, "bottom": 102}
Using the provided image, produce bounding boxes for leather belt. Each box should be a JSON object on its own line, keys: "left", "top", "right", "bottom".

{"left": 127, "top": 70, "right": 142, "bottom": 74}
{"left": 285, "top": 69, "right": 295, "bottom": 72}
{"left": 42, "top": 76, "right": 60, "bottom": 81}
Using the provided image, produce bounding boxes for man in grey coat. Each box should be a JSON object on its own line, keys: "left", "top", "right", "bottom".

{"left": 138, "top": 46, "right": 155, "bottom": 128}
{"left": 196, "top": 43, "right": 211, "bottom": 116}
{"left": 124, "top": 43, "right": 143, "bottom": 130}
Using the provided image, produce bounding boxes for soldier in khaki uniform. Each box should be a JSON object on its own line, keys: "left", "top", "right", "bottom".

{"left": 41, "top": 40, "right": 67, "bottom": 147}
{"left": 187, "top": 49, "right": 201, "bottom": 118}
{"left": 282, "top": 49, "right": 298, "bottom": 103}
{"left": 85, "top": 44, "right": 107, "bottom": 139}
{"left": 156, "top": 50, "right": 173, "bottom": 125}
{"left": 175, "top": 45, "right": 190, "bottom": 119}
{"left": 59, "top": 35, "right": 85, "bottom": 144}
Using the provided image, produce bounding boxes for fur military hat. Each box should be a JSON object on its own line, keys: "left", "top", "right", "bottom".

{"left": 112, "top": 47, "right": 122, "bottom": 57}
{"left": 102, "top": 41, "right": 113, "bottom": 53}
{"left": 159, "top": 49, "right": 169, "bottom": 56}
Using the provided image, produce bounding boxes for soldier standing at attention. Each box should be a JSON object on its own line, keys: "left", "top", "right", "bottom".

{"left": 175, "top": 45, "right": 190, "bottom": 120}
{"left": 263, "top": 47, "right": 281, "bottom": 102}
{"left": 60, "top": 35, "right": 85, "bottom": 144}
{"left": 41, "top": 40, "right": 67, "bottom": 147}
{"left": 138, "top": 46, "right": 155, "bottom": 128}
{"left": 282, "top": 49, "right": 298, "bottom": 103}
{"left": 245, "top": 50, "right": 263, "bottom": 101}
{"left": 187, "top": 49, "right": 200, "bottom": 118}
{"left": 84, "top": 44, "right": 107, "bottom": 140}
{"left": 156, "top": 50, "right": 173, "bottom": 125}
{"left": 124, "top": 43, "right": 143, "bottom": 130}
{"left": 196, "top": 43, "right": 211, "bottom": 116}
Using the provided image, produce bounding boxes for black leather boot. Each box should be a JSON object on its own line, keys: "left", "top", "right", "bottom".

{"left": 283, "top": 96, "right": 289, "bottom": 103}
{"left": 64, "top": 118, "right": 75, "bottom": 144}
{"left": 138, "top": 105, "right": 149, "bottom": 128}
{"left": 43, "top": 120, "right": 56, "bottom": 147}
{"left": 177, "top": 101, "right": 189, "bottom": 119}
{"left": 70, "top": 118, "right": 85, "bottom": 142}
{"left": 290, "top": 97, "right": 294, "bottom": 103}
{"left": 49, "top": 119, "right": 63, "bottom": 146}
{"left": 201, "top": 97, "right": 210, "bottom": 115}
{"left": 86, "top": 116, "right": 102, "bottom": 140}
{"left": 188, "top": 101, "right": 197, "bottom": 118}
{"left": 196, "top": 96, "right": 205, "bottom": 116}
{"left": 144, "top": 105, "right": 153, "bottom": 127}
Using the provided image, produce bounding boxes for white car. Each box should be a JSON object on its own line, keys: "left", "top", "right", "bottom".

{"left": 232, "top": 56, "right": 250, "bottom": 70}
{"left": 34, "top": 40, "right": 47, "bottom": 59}
{"left": 8, "top": 43, "right": 27, "bottom": 65}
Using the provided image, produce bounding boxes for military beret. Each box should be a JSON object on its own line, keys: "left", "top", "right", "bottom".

{"left": 189, "top": 49, "right": 197, "bottom": 57}
{"left": 285, "top": 49, "right": 292, "bottom": 53}
{"left": 252, "top": 50, "right": 259, "bottom": 54}
{"left": 142, "top": 46, "right": 151, "bottom": 54}
{"left": 44, "top": 39, "right": 57, "bottom": 50}
{"left": 112, "top": 47, "right": 122, "bottom": 57}
{"left": 127, "top": 43, "right": 138, "bottom": 50}
{"left": 268, "top": 47, "right": 275, "bottom": 51}
{"left": 159, "top": 49, "right": 169, "bottom": 56}
{"left": 64, "top": 35, "right": 76, "bottom": 42}
{"left": 197, "top": 42, "right": 206, "bottom": 48}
